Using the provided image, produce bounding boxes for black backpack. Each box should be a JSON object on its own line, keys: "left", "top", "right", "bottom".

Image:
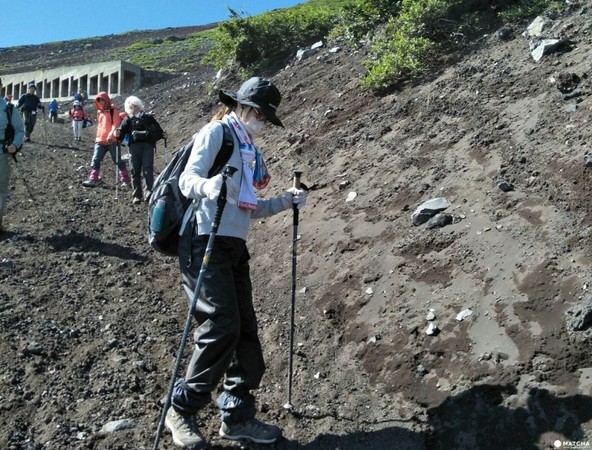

{"left": 145, "top": 114, "right": 164, "bottom": 142}
{"left": 5, "top": 103, "right": 15, "bottom": 145}
{"left": 132, "top": 113, "right": 164, "bottom": 143}
{"left": 147, "top": 123, "right": 234, "bottom": 256}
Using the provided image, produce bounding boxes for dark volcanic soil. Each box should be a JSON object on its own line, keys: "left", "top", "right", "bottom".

{"left": 3, "top": 3, "right": 592, "bottom": 449}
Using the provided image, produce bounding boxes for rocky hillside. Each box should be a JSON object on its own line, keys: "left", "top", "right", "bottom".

{"left": 0, "top": 24, "right": 215, "bottom": 74}
{"left": 2, "top": 2, "right": 592, "bottom": 449}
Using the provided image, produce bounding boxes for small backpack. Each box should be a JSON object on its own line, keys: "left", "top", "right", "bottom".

{"left": 131, "top": 113, "right": 164, "bottom": 143}
{"left": 147, "top": 123, "right": 234, "bottom": 256}
{"left": 5, "top": 103, "right": 15, "bottom": 145}
{"left": 4, "top": 103, "right": 18, "bottom": 161}
{"left": 144, "top": 114, "right": 165, "bottom": 143}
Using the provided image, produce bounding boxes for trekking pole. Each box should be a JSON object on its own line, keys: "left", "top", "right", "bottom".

{"left": 115, "top": 143, "right": 120, "bottom": 200}
{"left": 152, "top": 165, "right": 238, "bottom": 450}
{"left": 12, "top": 159, "right": 43, "bottom": 219}
{"left": 284, "top": 170, "right": 302, "bottom": 412}
{"left": 164, "top": 138, "right": 169, "bottom": 165}
{"left": 42, "top": 111, "right": 49, "bottom": 146}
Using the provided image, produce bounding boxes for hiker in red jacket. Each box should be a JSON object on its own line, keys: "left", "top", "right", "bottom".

{"left": 82, "top": 92, "right": 130, "bottom": 187}
{"left": 69, "top": 100, "right": 87, "bottom": 141}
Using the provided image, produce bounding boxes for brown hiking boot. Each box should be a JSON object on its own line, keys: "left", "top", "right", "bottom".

{"left": 165, "top": 407, "right": 206, "bottom": 449}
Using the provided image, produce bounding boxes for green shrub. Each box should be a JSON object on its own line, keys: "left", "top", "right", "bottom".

{"left": 499, "top": 0, "right": 563, "bottom": 22}
{"left": 329, "top": 0, "right": 401, "bottom": 42}
{"left": 203, "top": 3, "right": 339, "bottom": 75}
{"left": 362, "top": 0, "right": 454, "bottom": 88}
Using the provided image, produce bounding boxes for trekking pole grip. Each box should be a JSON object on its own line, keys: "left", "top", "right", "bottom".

{"left": 292, "top": 170, "right": 302, "bottom": 190}
{"left": 212, "top": 166, "right": 238, "bottom": 233}
{"left": 292, "top": 170, "right": 302, "bottom": 224}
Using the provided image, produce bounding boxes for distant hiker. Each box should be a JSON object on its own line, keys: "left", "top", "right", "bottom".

{"left": 48, "top": 99, "right": 59, "bottom": 123}
{"left": 17, "top": 83, "right": 44, "bottom": 142}
{"left": 72, "top": 91, "right": 82, "bottom": 104}
{"left": 81, "top": 91, "right": 130, "bottom": 187}
{"left": 164, "top": 77, "right": 306, "bottom": 449}
{"left": 69, "top": 100, "right": 87, "bottom": 141}
{"left": 79, "top": 89, "right": 88, "bottom": 106}
{"left": 0, "top": 77, "right": 25, "bottom": 233}
{"left": 115, "top": 95, "right": 164, "bottom": 204}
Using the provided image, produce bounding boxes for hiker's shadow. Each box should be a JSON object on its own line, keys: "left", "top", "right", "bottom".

{"left": 0, "top": 229, "right": 18, "bottom": 242}
{"left": 226, "top": 385, "right": 592, "bottom": 450}
{"left": 45, "top": 230, "right": 145, "bottom": 261}
{"left": 425, "top": 384, "right": 592, "bottom": 450}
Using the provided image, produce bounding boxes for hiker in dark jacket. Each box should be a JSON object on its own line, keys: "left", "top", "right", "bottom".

{"left": 115, "top": 95, "right": 164, "bottom": 204}
{"left": 0, "top": 77, "right": 25, "bottom": 233}
{"left": 17, "top": 83, "right": 44, "bottom": 142}
{"left": 164, "top": 77, "right": 306, "bottom": 449}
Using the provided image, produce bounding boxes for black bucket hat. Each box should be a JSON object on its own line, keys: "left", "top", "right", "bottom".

{"left": 219, "top": 77, "right": 283, "bottom": 127}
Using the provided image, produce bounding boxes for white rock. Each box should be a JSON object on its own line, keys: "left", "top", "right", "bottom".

{"left": 426, "top": 323, "right": 439, "bottom": 335}
{"left": 346, "top": 192, "right": 357, "bottom": 202}
{"left": 456, "top": 309, "right": 473, "bottom": 321}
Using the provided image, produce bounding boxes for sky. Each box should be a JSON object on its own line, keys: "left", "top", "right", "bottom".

{"left": 2, "top": 0, "right": 305, "bottom": 48}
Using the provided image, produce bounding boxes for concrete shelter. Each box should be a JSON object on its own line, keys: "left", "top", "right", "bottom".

{"left": 0, "top": 60, "right": 142, "bottom": 102}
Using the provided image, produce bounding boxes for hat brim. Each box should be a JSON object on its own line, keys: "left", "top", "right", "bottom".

{"left": 219, "top": 89, "right": 284, "bottom": 127}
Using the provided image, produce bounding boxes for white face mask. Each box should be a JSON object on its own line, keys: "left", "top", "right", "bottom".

{"left": 243, "top": 116, "right": 264, "bottom": 136}
{"left": 237, "top": 105, "right": 265, "bottom": 137}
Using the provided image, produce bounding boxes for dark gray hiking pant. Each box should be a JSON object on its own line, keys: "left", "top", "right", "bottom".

{"left": 171, "top": 227, "right": 265, "bottom": 421}
{"left": 21, "top": 110, "right": 37, "bottom": 138}
{"left": 129, "top": 141, "right": 154, "bottom": 199}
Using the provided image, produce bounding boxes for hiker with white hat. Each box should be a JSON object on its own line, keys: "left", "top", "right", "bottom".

{"left": 163, "top": 77, "right": 306, "bottom": 449}
{"left": 69, "top": 100, "right": 87, "bottom": 141}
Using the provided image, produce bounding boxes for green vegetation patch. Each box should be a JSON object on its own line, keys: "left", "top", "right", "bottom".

{"left": 499, "top": 0, "right": 564, "bottom": 22}
{"left": 110, "top": 33, "right": 214, "bottom": 73}
{"left": 203, "top": 2, "right": 345, "bottom": 76}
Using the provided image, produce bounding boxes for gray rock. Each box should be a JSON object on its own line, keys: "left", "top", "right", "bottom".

{"left": 100, "top": 419, "right": 137, "bottom": 433}
{"left": 497, "top": 27, "right": 512, "bottom": 40}
{"left": 565, "top": 298, "right": 592, "bottom": 331}
{"left": 0, "top": 258, "right": 15, "bottom": 269}
{"left": 523, "top": 16, "right": 552, "bottom": 38}
{"left": 412, "top": 198, "right": 451, "bottom": 225}
{"left": 529, "top": 38, "right": 571, "bottom": 62}
{"left": 296, "top": 48, "right": 318, "bottom": 61}
{"left": 565, "top": 103, "right": 578, "bottom": 113}
{"left": 426, "top": 213, "right": 453, "bottom": 229}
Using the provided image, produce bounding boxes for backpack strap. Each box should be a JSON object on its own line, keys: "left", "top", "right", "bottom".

{"left": 207, "top": 122, "right": 234, "bottom": 178}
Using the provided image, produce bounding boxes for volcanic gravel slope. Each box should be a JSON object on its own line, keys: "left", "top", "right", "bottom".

{"left": 3, "top": 3, "right": 592, "bottom": 449}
